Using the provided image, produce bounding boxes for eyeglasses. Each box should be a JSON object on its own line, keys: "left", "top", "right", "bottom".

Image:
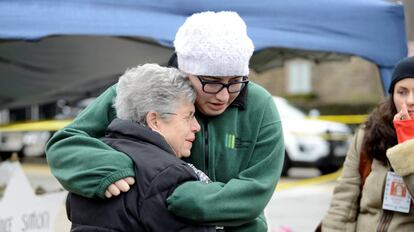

{"left": 196, "top": 76, "right": 249, "bottom": 94}
{"left": 162, "top": 112, "right": 196, "bottom": 124}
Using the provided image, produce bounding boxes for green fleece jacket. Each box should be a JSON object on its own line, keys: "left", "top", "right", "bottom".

{"left": 46, "top": 82, "right": 284, "bottom": 231}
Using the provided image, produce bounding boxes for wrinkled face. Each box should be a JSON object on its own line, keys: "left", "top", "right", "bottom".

{"left": 188, "top": 75, "right": 248, "bottom": 116}
{"left": 393, "top": 78, "right": 414, "bottom": 117}
{"left": 156, "top": 100, "right": 200, "bottom": 158}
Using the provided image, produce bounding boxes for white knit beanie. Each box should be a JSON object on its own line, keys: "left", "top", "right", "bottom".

{"left": 174, "top": 11, "right": 254, "bottom": 77}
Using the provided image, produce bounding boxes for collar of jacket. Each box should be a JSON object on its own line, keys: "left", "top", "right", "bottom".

{"left": 230, "top": 83, "right": 248, "bottom": 110}
{"left": 106, "top": 118, "right": 175, "bottom": 155}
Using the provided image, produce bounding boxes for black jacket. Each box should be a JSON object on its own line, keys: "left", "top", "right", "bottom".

{"left": 67, "top": 118, "right": 215, "bottom": 232}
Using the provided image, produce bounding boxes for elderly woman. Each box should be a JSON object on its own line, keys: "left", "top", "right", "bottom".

{"left": 322, "top": 56, "right": 414, "bottom": 231}
{"left": 66, "top": 64, "right": 214, "bottom": 232}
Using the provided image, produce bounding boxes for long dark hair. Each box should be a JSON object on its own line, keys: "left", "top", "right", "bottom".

{"left": 362, "top": 96, "right": 398, "bottom": 163}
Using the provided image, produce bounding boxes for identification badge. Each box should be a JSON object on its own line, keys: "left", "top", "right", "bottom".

{"left": 382, "top": 171, "right": 411, "bottom": 213}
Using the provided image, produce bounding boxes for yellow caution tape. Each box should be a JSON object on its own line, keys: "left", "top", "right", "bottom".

{"left": 0, "top": 114, "right": 368, "bottom": 133}
{"left": 276, "top": 169, "right": 341, "bottom": 191}
{"left": 308, "top": 114, "right": 368, "bottom": 125}
{"left": 0, "top": 120, "right": 72, "bottom": 132}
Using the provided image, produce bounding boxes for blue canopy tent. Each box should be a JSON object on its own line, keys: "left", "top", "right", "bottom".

{"left": 0, "top": 0, "right": 407, "bottom": 109}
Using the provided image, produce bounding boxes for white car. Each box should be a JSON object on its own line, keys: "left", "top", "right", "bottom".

{"left": 0, "top": 132, "right": 24, "bottom": 160}
{"left": 0, "top": 131, "right": 51, "bottom": 160}
{"left": 273, "top": 96, "right": 352, "bottom": 175}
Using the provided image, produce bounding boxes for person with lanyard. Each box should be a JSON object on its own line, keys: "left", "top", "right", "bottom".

{"left": 321, "top": 56, "right": 414, "bottom": 231}
{"left": 46, "top": 11, "right": 284, "bottom": 231}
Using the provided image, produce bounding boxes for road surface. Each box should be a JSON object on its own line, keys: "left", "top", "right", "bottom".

{"left": 2, "top": 162, "right": 339, "bottom": 232}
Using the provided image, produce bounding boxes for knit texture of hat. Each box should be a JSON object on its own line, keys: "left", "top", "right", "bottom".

{"left": 174, "top": 11, "right": 254, "bottom": 77}
{"left": 389, "top": 56, "right": 414, "bottom": 93}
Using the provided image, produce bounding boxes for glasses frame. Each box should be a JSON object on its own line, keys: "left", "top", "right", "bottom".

{"left": 162, "top": 112, "right": 196, "bottom": 123}
{"left": 196, "top": 76, "right": 249, "bottom": 94}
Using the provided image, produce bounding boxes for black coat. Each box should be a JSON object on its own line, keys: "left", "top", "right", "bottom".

{"left": 67, "top": 118, "right": 215, "bottom": 232}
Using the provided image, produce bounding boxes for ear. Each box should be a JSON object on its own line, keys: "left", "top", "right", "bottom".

{"left": 146, "top": 111, "right": 159, "bottom": 131}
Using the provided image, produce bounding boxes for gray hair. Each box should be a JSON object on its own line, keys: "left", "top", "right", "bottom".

{"left": 114, "top": 63, "right": 196, "bottom": 124}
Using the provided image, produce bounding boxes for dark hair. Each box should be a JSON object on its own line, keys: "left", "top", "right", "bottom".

{"left": 362, "top": 96, "right": 398, "bottom": 163}
{"left": 167, "top": 52, "right": 178, "bottom": 68}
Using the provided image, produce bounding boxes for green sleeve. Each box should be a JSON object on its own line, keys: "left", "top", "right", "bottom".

{"left": 46, "top": 85, "right": 135, "bottom": 199}
{"left": 167, "top": 99, "right": 284, "bottom": 227}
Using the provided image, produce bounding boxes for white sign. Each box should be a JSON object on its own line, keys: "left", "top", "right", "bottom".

{"left": 0, "top": 162, "right": 67, "bottom": 232}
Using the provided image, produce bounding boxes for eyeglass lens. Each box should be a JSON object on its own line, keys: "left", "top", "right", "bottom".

{"left": 197, "top": 76, "right": 248, "bottom": 94}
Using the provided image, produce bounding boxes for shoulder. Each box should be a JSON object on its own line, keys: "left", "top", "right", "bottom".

{"left": 246, "top": 82, "right": 275, "bottom": 108}
{"left": 87, "top": 84, "right": 117, "bottom": 107}
{"left": 355, "top": 125, "right": 366, "bottom": 140}
{"left": 245, "top": 82, "right": 279, "bottom": 120}
{"left": 102, "top": 84, "right": 117, "bottom": 97}
{"left": 134, "top": 146, "right": 193, "bottom": 177}
{"left": 350, "top": 126, "right": 365, "bottom": 157}
{"left": 247, "top": 82, "right": 272, "bottom": 99}
{"left": 141, "top": 161, "right": 198, "bottom": 195}
{"left": 387, "top": 139, "right": 414, "bottom": 176}
{"left": 130, "top": 148, "right": 197, "bottom": 191}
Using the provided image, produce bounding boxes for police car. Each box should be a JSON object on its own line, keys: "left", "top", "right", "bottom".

{"left": 273, "top": 96, "right": 352, "bottom": 175}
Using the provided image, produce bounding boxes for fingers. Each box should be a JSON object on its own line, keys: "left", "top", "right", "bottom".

{"left": 393, "top": 110, "right": 404, "bottom": 121}
{"left": 104, "top": 177, "right": 136, "bottom": 198}
{"left": 394, "top": 103, "right": 411, "bottom": 121}
{"left": 124, "top": 177, "right": 135, "bottom": 185}
{"left": 105, "top": 183, "right": 121, "bottom": 198}
{"left": 105, "top": 190, "right": 113, "bottom": 198}
{"left": 401, "top": 103, "right": 410, "bottom": 119}
{"left": 394, "top": 110, "right": 403, "bottom": 121}
{"left": 394, "top": 112, "right": 403, "bottom": 121}
{"left": 114, "top": 179, "right": 131, "bottom": 192}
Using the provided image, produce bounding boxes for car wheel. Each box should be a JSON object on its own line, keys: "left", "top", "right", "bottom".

{"left": 281, "top": 151, "right": 291, "bottom": 176}
{"left": 0, "top": 152, "right": 13, "bottom": 161}
{"left": 318, "top": 165, "right": 340, "bottom": 175}
{"left": 17, "top": 148, "right": 25, "bottom": 162}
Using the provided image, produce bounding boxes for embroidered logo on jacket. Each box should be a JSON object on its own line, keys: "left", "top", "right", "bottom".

{"left": 225, "top": 133, "right": 251, "bottom": 149}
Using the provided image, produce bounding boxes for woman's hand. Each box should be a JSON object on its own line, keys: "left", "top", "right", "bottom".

{"left": 394, "top": 103, "right": 411, "bottom": 121}
{"left": 105, "top": 177, "right": 135, "bottom": 198}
